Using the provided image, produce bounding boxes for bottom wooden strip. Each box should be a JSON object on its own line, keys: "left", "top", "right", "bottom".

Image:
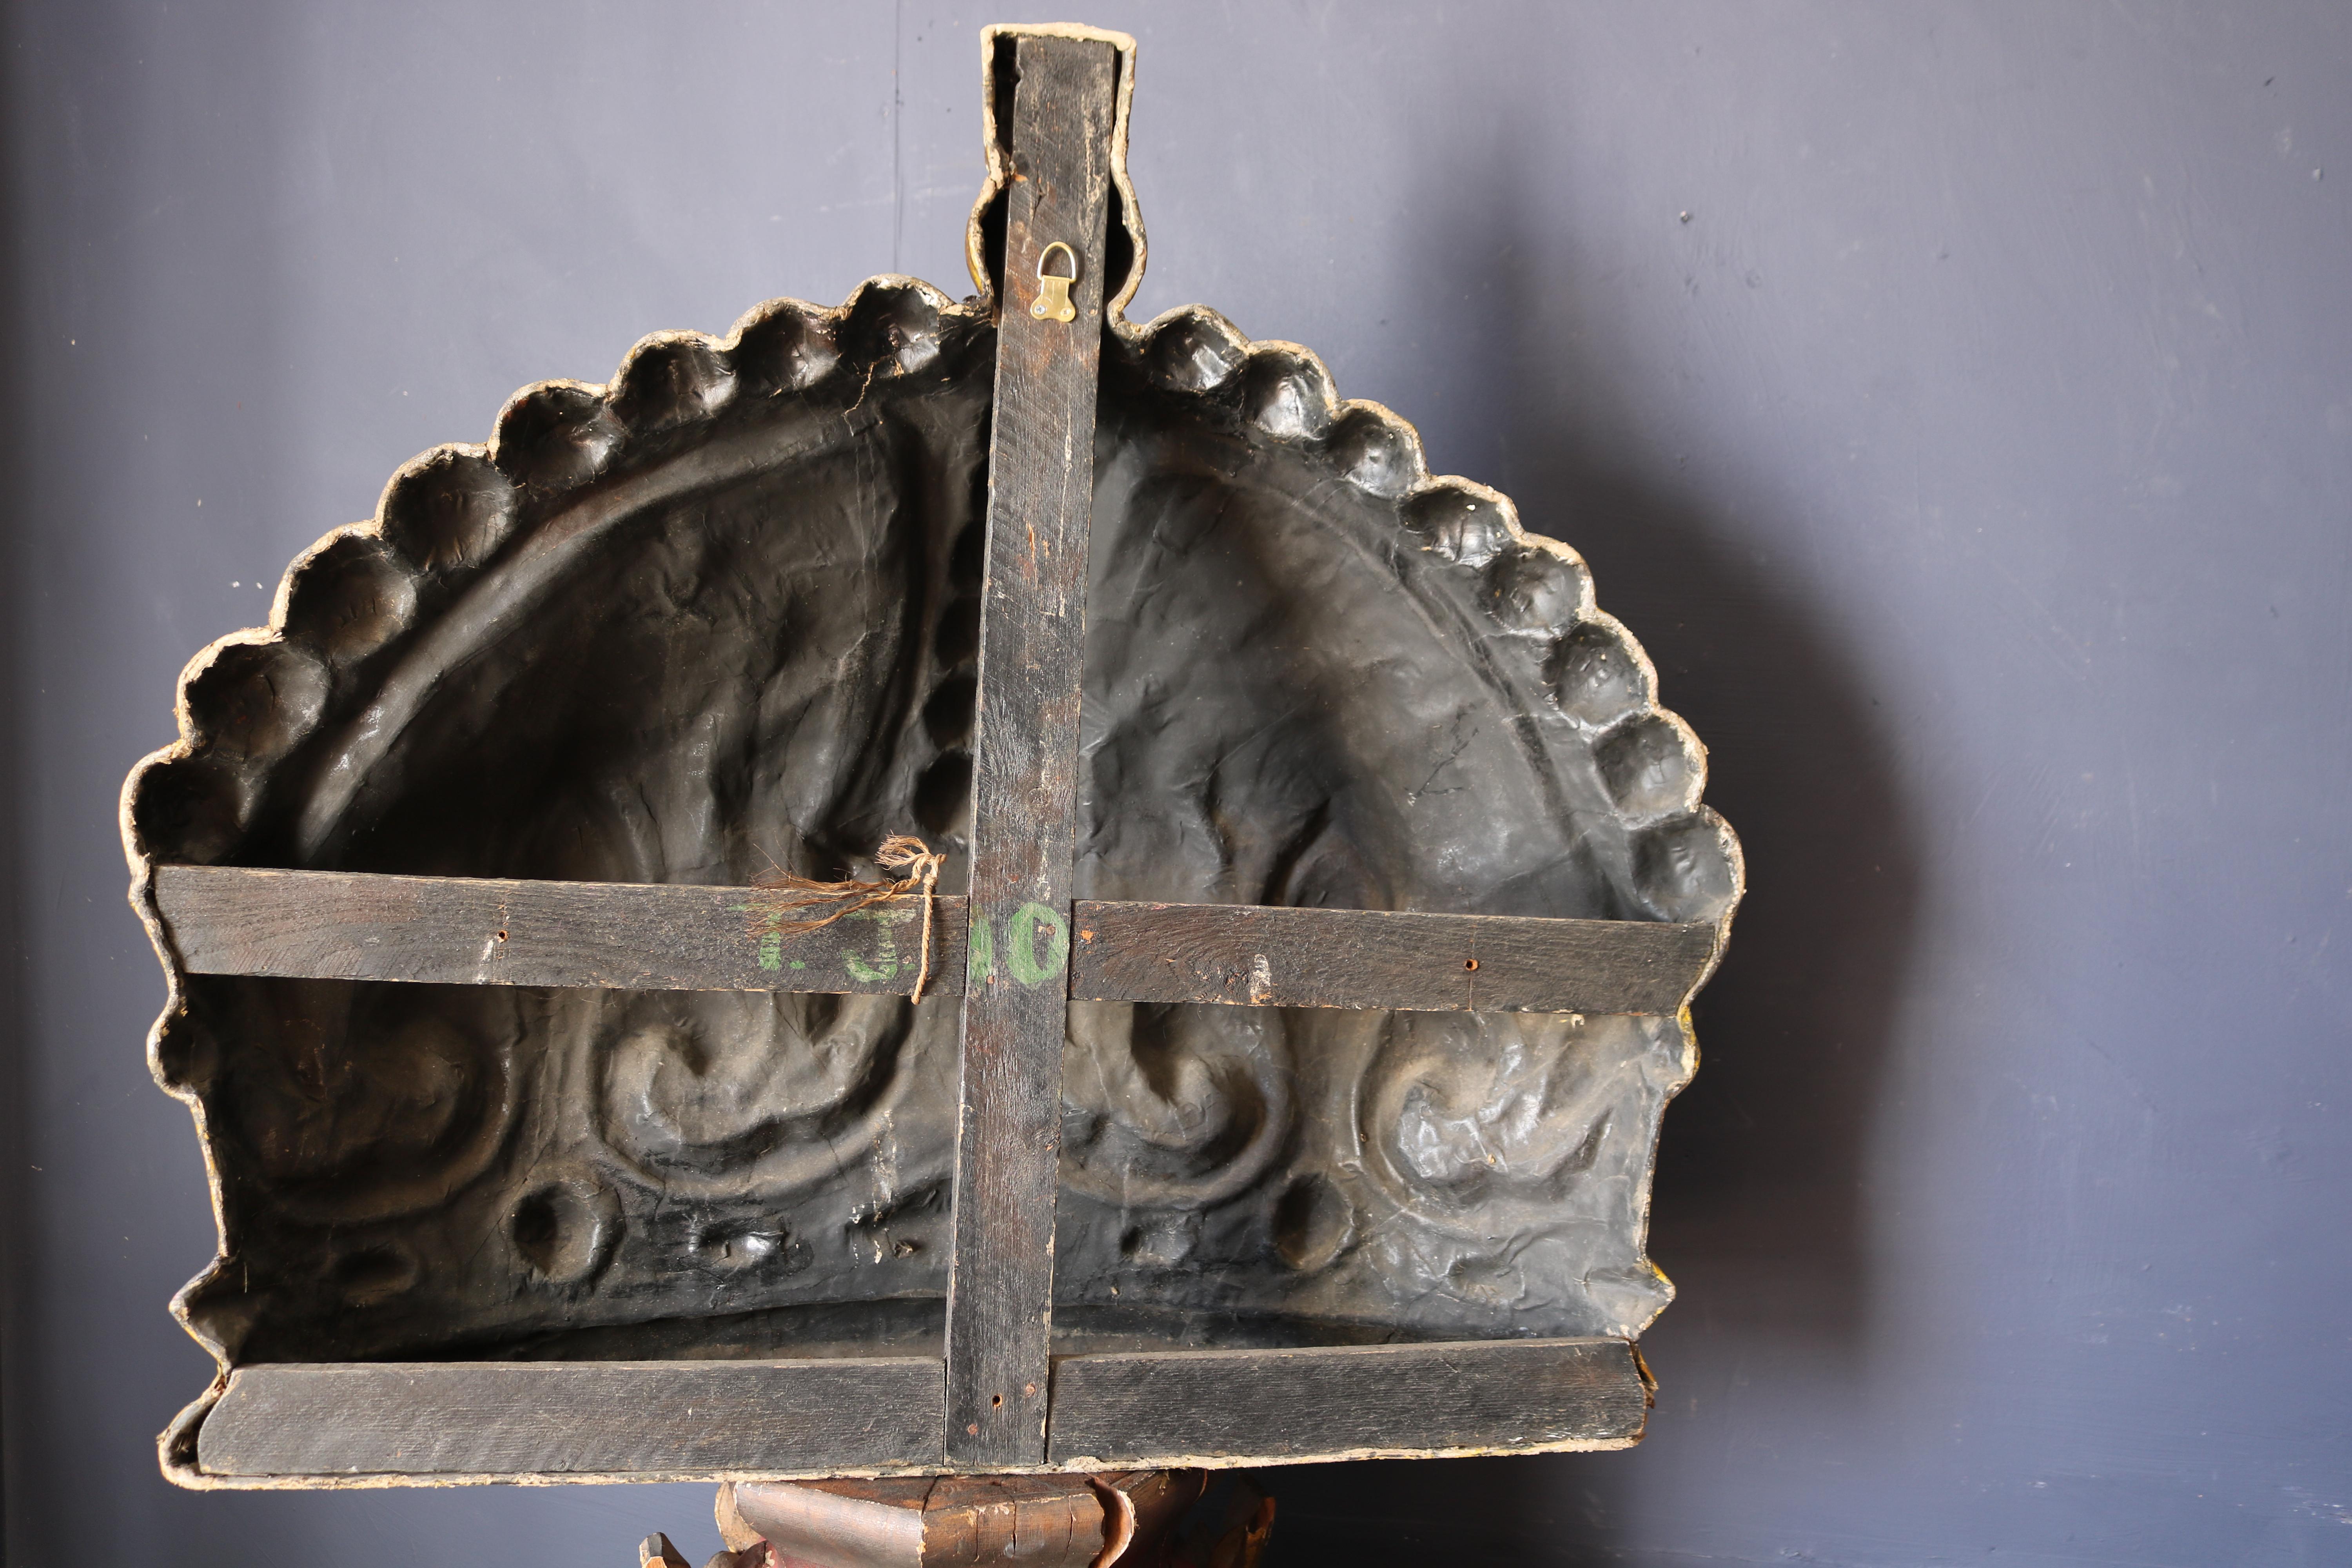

{"left": 198, "top": 1359, "right": 946, "bottom": 1477}
{"left": 1044, "top": 1338, "right": 1648, "bottom": 1466}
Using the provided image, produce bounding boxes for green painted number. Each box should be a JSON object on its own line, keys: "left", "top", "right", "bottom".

{"left": 962, "top": 904, "right": 1068, "bottom": 988}
{"left": 967, "top": 917, "right": 996, "bottom": 987}
{"left": 1005, "top": 900, "right": 1069, "bottom": 986}
{"left": 843, "top": 908, "right": 910, "bottom": 984}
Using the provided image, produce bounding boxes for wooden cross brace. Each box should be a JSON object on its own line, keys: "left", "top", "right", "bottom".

{"left": 155, "top": 33, "right": 1713, "bottom": 1480}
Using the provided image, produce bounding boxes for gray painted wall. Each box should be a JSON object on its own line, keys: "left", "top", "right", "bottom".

{"left": 3, "top": 4, "right": 2346, "bottom": 1564}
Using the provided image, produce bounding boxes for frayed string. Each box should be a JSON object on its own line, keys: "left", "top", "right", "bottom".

{"left": 746, "top": 836, "right": 949, "bottom": 1002}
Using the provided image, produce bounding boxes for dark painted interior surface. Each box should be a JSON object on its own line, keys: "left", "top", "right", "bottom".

{"left": 3, "top": 3, "right": 2347, "bottom": 1563}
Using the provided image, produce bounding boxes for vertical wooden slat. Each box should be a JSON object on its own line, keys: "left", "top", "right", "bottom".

{"left": 944, "top": 34, "right": 1119, "bottom": 1468}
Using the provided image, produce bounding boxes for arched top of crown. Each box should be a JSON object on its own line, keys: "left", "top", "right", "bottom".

{"left": 125, "top": 280, "right": 1739, "bottom": 939}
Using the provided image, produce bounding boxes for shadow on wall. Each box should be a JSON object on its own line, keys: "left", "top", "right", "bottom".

{"left": 1256, "top": 127, "right": 1924, "bottom": 1566}
{"left": 0, "top": 84, "right": 33, "bottom": 1568}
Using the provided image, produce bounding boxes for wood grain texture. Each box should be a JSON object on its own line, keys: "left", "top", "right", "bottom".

{"left": 1045, "top": 1338, "right": 1649, "bottom": 1465}
{"left": 946, "top": 33, "right": 1119, "bottom": 1469}
{"left": 196, "top": 1359, "right": 946, "bottom": 1477}
{"left": 1074, "top": 900, "right": 1718, "bottom": 1015}
{"left": 152, "top": 863, "right": 971, "bottom": 996}
{"left": 154, "top": 866, "right": 1713, "bottom": 1013}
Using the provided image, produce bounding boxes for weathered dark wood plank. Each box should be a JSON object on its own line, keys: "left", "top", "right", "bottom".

{"left": 152, "top": 865, "right": 1714, "bottom": 1017}
{"left": 154, "top": 865, "right": 1713, "bottom": 1019}
{"left": 947, "top": 33, "right": 1120, "bottom": 1469}
{"left": 1073, "top": 900, "right": 1718, "bottom": 1016}
{"left": 1044, "top": 1338, "right": 1649, "bottom": 1466}
{"left": 151, "top": 864, "right": 969, "bottom": 996}
{"left": 197, "top": 1359, "right": 946, "bottom": 1477}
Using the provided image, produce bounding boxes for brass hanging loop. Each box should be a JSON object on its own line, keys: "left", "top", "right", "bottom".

{"left": 1031, "top": 241, "right": 1079, "bottom": 323}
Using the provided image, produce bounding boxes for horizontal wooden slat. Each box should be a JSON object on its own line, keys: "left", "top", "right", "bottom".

{"left": 1045, "top": 1338, "right": 1648, "bottom": 1466}
{"left": 1071, "top": 900, "right": 1716, "bottom": 1015}
{"left": 153, "top": 864, "right": 970, "bottom": 996}
{"left": 153, "top": 867, "right": 1715, "bottom": 1014}
{"left": 197, "top": 1359, "right": 947, "bottom": 1477}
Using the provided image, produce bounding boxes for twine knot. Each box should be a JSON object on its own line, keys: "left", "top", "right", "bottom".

{"left": 747, "top": 835, "right": 949, "bottom": 1002}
